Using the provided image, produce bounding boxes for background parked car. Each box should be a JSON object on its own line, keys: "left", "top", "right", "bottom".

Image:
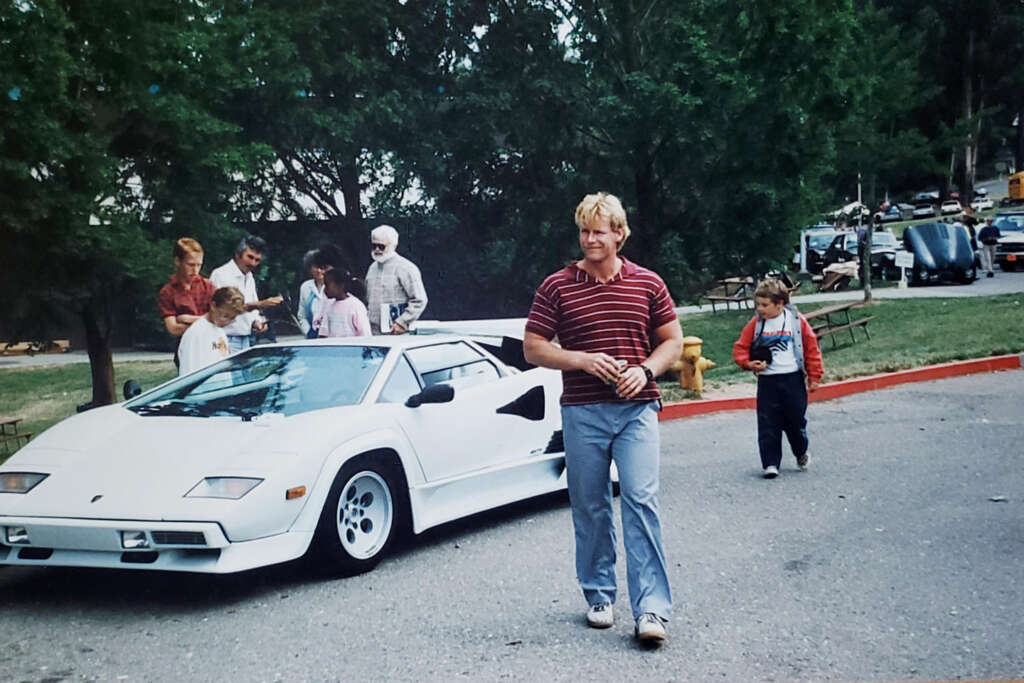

{"left": 993, "top": 210, "right": 1024, "bottom": 271}
{"left": 867, "top": 229, "right": 905, "bottom": 280}
{"left": 912, "top": 202, "right": 937, "bottom": 219}
{"left": 822, "top": 230, "right": 859, "bottom": 270}
{"left": 902, "top": 222, "right": 976, "bottom": 284}
{"left": 798, "top": 225, "right": 839, "bottom": 274}
{"left": 940, "top": 200, "right": 962, "bottom": 215}
{"left": 874, "top": 203, "right": 915, "bottom": 223}
{"left": 970, "top": 197, "right": 994, "bottom": 211}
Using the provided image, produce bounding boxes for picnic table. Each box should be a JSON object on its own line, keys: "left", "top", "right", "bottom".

{"left": 704, "top": 277, "right": 756, "bottom": 313}
{"left": 803, "top": 301, "right": 875, "bottom": 348}
{"left": 0, "top": 415, "right": 32, "bottom": 454}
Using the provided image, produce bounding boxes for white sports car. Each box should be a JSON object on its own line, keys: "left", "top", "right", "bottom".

{"left": 0, "top": 334, "right": 569, "bottom": 576}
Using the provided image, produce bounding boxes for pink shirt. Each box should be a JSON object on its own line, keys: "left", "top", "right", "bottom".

{"left": 526, "top": 258, "right": 677, "bottom": 406}
{"left": 317, "top": 295, "right": 370, "bottom": 338}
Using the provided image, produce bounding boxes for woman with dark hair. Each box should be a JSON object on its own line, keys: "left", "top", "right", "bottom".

{"left": 315, "top": 269, "right": 370, "bottom": 337}
{"left": 297, "top": 249, "right": 327, "bottom": 339}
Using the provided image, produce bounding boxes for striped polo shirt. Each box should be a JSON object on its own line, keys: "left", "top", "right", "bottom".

{"left": 525, "top": 257, "right": 678, "bottom": 406}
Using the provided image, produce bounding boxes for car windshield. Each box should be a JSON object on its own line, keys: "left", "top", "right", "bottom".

{"left": 994, "top": 215, "right": 1024, "bottom": 232}
{"left": 126, "top": 345, "right": 389, "bottom": 419}
{"left": 808, "top": 233, "right": 836, "bottom": 249}
{"left": 872, "top": 232, "right": 897, "bottom": 247}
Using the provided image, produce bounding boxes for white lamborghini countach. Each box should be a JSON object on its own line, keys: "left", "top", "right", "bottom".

{"left": 0, "top": 334, "right": 569, "bottom": 576}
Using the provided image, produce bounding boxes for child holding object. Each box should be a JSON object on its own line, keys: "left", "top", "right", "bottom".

{"left": 732, "top": 278, "right": 824, "bottom": 479}
{"left": 316, "top": 269, "right": 370, "bottom": 338}
{"left": 177, "top": 286, "right": 246, "bottom": 376}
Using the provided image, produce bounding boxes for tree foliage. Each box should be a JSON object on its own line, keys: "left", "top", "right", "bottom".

{"left": 3, "top": 0, "right": 1022, "bottom": 403}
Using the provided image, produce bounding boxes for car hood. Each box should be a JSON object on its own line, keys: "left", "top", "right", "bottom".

{"left": 904, "top": 223, "right": 973, "bottom": 270}
{"left": 0, "top": 405, "right": 341, "bottom": 520}
{"left": 998, "top": 232, "right": 1024, "bottom": 244}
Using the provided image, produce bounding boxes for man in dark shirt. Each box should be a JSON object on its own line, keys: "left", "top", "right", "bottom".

{"left": 977, "top": 216, "right": 1002, "bottom": 277}
{"left": 158, "top": 238, "right": 216, "bottom": 363}
{"left": 524, "top": 192, "right": 683, "bottom": 646}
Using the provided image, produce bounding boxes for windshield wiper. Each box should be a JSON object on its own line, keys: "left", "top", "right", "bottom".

{"left": 129, "top": 400, "right": 214, "bottom": 418}
{"left": 210, "top": 405, "right": 263, "bottom": 421}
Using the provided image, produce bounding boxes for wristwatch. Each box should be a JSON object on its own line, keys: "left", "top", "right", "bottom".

{"left": 639, "top": 364, "right": 654, "bottom": 383}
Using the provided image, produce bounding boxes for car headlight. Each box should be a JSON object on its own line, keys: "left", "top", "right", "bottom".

{"left": 0, "top": 472, "right": 48, "bottom": 494}
{"left": 185, "top": 477, "right": 263, "bottom": 499}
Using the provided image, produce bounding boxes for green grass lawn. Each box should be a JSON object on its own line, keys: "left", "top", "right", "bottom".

{"left": 2, "top": 293, "right": 1022, "bottom": 462}
{"left": 660, "top": 293, "right": 1024, "bottom": 401}
{"left": 1, "top": 360, "right": 176, "bottom": 463}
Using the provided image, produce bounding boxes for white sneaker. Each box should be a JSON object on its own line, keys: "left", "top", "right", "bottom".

{"left": 586, "top": 602, "right": 613, "bottom": 629}
{"left": 796, "top": 452, "right": 809, "bottom": 471}
{"left": 763, "top": 465, "right": 779, "bottom": 479}
{"left": 634, "top": 613, "right": 666, "bottom": 643}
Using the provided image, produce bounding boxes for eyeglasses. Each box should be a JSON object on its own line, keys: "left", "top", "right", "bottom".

{"left": 371, "top": 242, "right": 388, "bottom": 251}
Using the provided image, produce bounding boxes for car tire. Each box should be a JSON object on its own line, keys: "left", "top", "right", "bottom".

{"left": 1001, "top": 262, "right": 1017, "bottom": 272}
{"left": 910, "top": 264, "right": 922, "bottom": 286}
{"left": 312, "top": 453, "right": 408, "bottom": 576}
{"left": 959, "top": 263, "right": 977, "bottom": 284}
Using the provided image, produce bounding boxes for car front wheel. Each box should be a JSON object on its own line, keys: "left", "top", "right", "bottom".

{"left": 312, "top": 454, "right": 407, "bottom": 576}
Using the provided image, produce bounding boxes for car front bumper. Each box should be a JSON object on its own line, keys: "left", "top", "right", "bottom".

{"left": 0, "top": 516, "right": 312, "bottom": 573}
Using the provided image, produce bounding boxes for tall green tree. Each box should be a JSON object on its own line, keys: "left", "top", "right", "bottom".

{"left": 0, "top": 1, "right": 290, "bottom": 405}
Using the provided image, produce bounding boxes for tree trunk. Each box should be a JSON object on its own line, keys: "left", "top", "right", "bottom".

{"left": 961, "top": 29, "right": 976, "bottom": 202}
{"left": 81, "top": 305, "right": 115, "bottom": 407}
{"left": 862, "top": 214, "right": 873, "bottom": 304}
{"left": 632, "top": 161, "right": 657, "bottom": 258}
{"left": 1017, "top": 104, "right": 1024, "bottom": 173}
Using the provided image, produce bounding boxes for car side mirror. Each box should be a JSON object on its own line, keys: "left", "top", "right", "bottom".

{"left": 405, "top": 383, "right": 454, "bottom": 407}
{"left": 123, "top": 379, "right": 142, "bottom": 400}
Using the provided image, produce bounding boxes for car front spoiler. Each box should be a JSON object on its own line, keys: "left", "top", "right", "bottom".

{"left": 0, "top": 516, "right": 312, "bottom": 573}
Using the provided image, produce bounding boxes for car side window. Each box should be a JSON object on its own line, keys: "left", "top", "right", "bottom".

{"left": 421, "top": 359, "right": 500, "bottom": 390}
{"left": 377, "top": 355, "right": 422, "bottom": 404}
{"left": 406, "top": 342, "right": 500, "bottom": 391}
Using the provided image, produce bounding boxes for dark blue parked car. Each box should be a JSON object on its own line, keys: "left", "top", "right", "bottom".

{"left": 902, "top": 222, "right": 977, "bottom": 285}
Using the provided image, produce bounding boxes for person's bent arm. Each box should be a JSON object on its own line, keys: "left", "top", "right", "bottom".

{"left": 257, "top": 295, "right": 283, "bottom": 309}
{"left": 163, "top": 315, "right": 189, "bottom": 337}
{"left": 614, "top": 318, "right": 684, "bottom": 399}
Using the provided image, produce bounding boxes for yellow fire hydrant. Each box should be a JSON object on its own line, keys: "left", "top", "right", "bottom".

{"left": 672, "top": 335, "right": 716, "bottom": 394}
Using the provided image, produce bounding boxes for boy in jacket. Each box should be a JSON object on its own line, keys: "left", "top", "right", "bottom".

{"left": 732, "top": 279, "right": 824, "bottom": 478}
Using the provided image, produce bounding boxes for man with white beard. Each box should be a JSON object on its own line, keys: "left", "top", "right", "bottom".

{"left": 365, "top": 225, "right": 429, "bottom": 334}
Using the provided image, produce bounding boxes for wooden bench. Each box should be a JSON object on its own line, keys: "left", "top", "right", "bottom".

{"left": 804, "top": 302, "right": 875, "bottom": 349}
{"left": 0, "top": 416, "right": 32, "bottom": 455}
{"left": 704, "top": 293, "right": 752, "bottom": 313}
{"left": 1, "top": 339, "right": 70, "bottom": 356}
{"left": 813, "top": 316, "right": 875, "bottom": 348}
{"left": 704, "top": 277, "right": 755, "bottom": 313}
{"left": 0, "top": 432, "right": 32, "bottom": 453}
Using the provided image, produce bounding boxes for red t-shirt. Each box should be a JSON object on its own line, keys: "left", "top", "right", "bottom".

{"left": 525, "top": 258, "right": 677, "bottom": 406}
{"left": 157, "top": 276, "right": 216, "bottom": 319}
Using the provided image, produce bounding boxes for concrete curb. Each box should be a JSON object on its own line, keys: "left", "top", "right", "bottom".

{"left": 659, "top": 353, "right": 1023, "bottom": 421}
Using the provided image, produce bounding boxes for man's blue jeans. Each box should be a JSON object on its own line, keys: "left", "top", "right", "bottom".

{"left": 561, "top": 400, "right": 672, "bottom": 621}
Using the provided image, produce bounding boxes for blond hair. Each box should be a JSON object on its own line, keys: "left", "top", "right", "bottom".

{"left": 173, "top": 237, "right": 203, "bottom": 260}
{"left": 574, "top": 192, "right": 631, "bottom": 247}
{"left": 211, "top": 286, "right": 246, "bottom": 315}
{"left": 754, "top": 278, "right": 790, "bottom": 305}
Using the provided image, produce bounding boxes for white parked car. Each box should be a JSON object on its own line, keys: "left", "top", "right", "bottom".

{"left": 0, "top": 334, "right": 572, "bottom": 576}
{"left": 940, "top": 200, "right": 962, "bottom": 215}
{"left": 970, "top": 197, "right": 994, "bottom": 211}
{"left": 912, "top": 203, "right": 937, "bottom": 219}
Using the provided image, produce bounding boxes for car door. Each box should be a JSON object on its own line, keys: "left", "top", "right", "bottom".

{"left": 382, "top": 341, "right": 558, "bottom": 482}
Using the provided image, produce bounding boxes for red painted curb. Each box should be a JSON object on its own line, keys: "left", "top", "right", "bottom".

{"left": 659, "top": 354, "right": 1022, "bottom": 421}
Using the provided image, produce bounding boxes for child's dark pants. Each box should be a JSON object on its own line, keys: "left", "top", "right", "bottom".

{"left": 756, "top": 371, "right": 808, "bottom": 470}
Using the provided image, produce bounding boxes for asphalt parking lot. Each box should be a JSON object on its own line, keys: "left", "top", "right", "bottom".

{"left": 1, "top": 370, "right": 1021, "bottom": 682}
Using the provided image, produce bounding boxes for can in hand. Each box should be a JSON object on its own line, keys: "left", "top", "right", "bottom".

{"left": 607, "top": 359, "right": 628, "bottom": 385}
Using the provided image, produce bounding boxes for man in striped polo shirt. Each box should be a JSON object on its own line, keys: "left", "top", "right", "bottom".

{"left": 524, "top": 192, "right": 683, "bottom": 645}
